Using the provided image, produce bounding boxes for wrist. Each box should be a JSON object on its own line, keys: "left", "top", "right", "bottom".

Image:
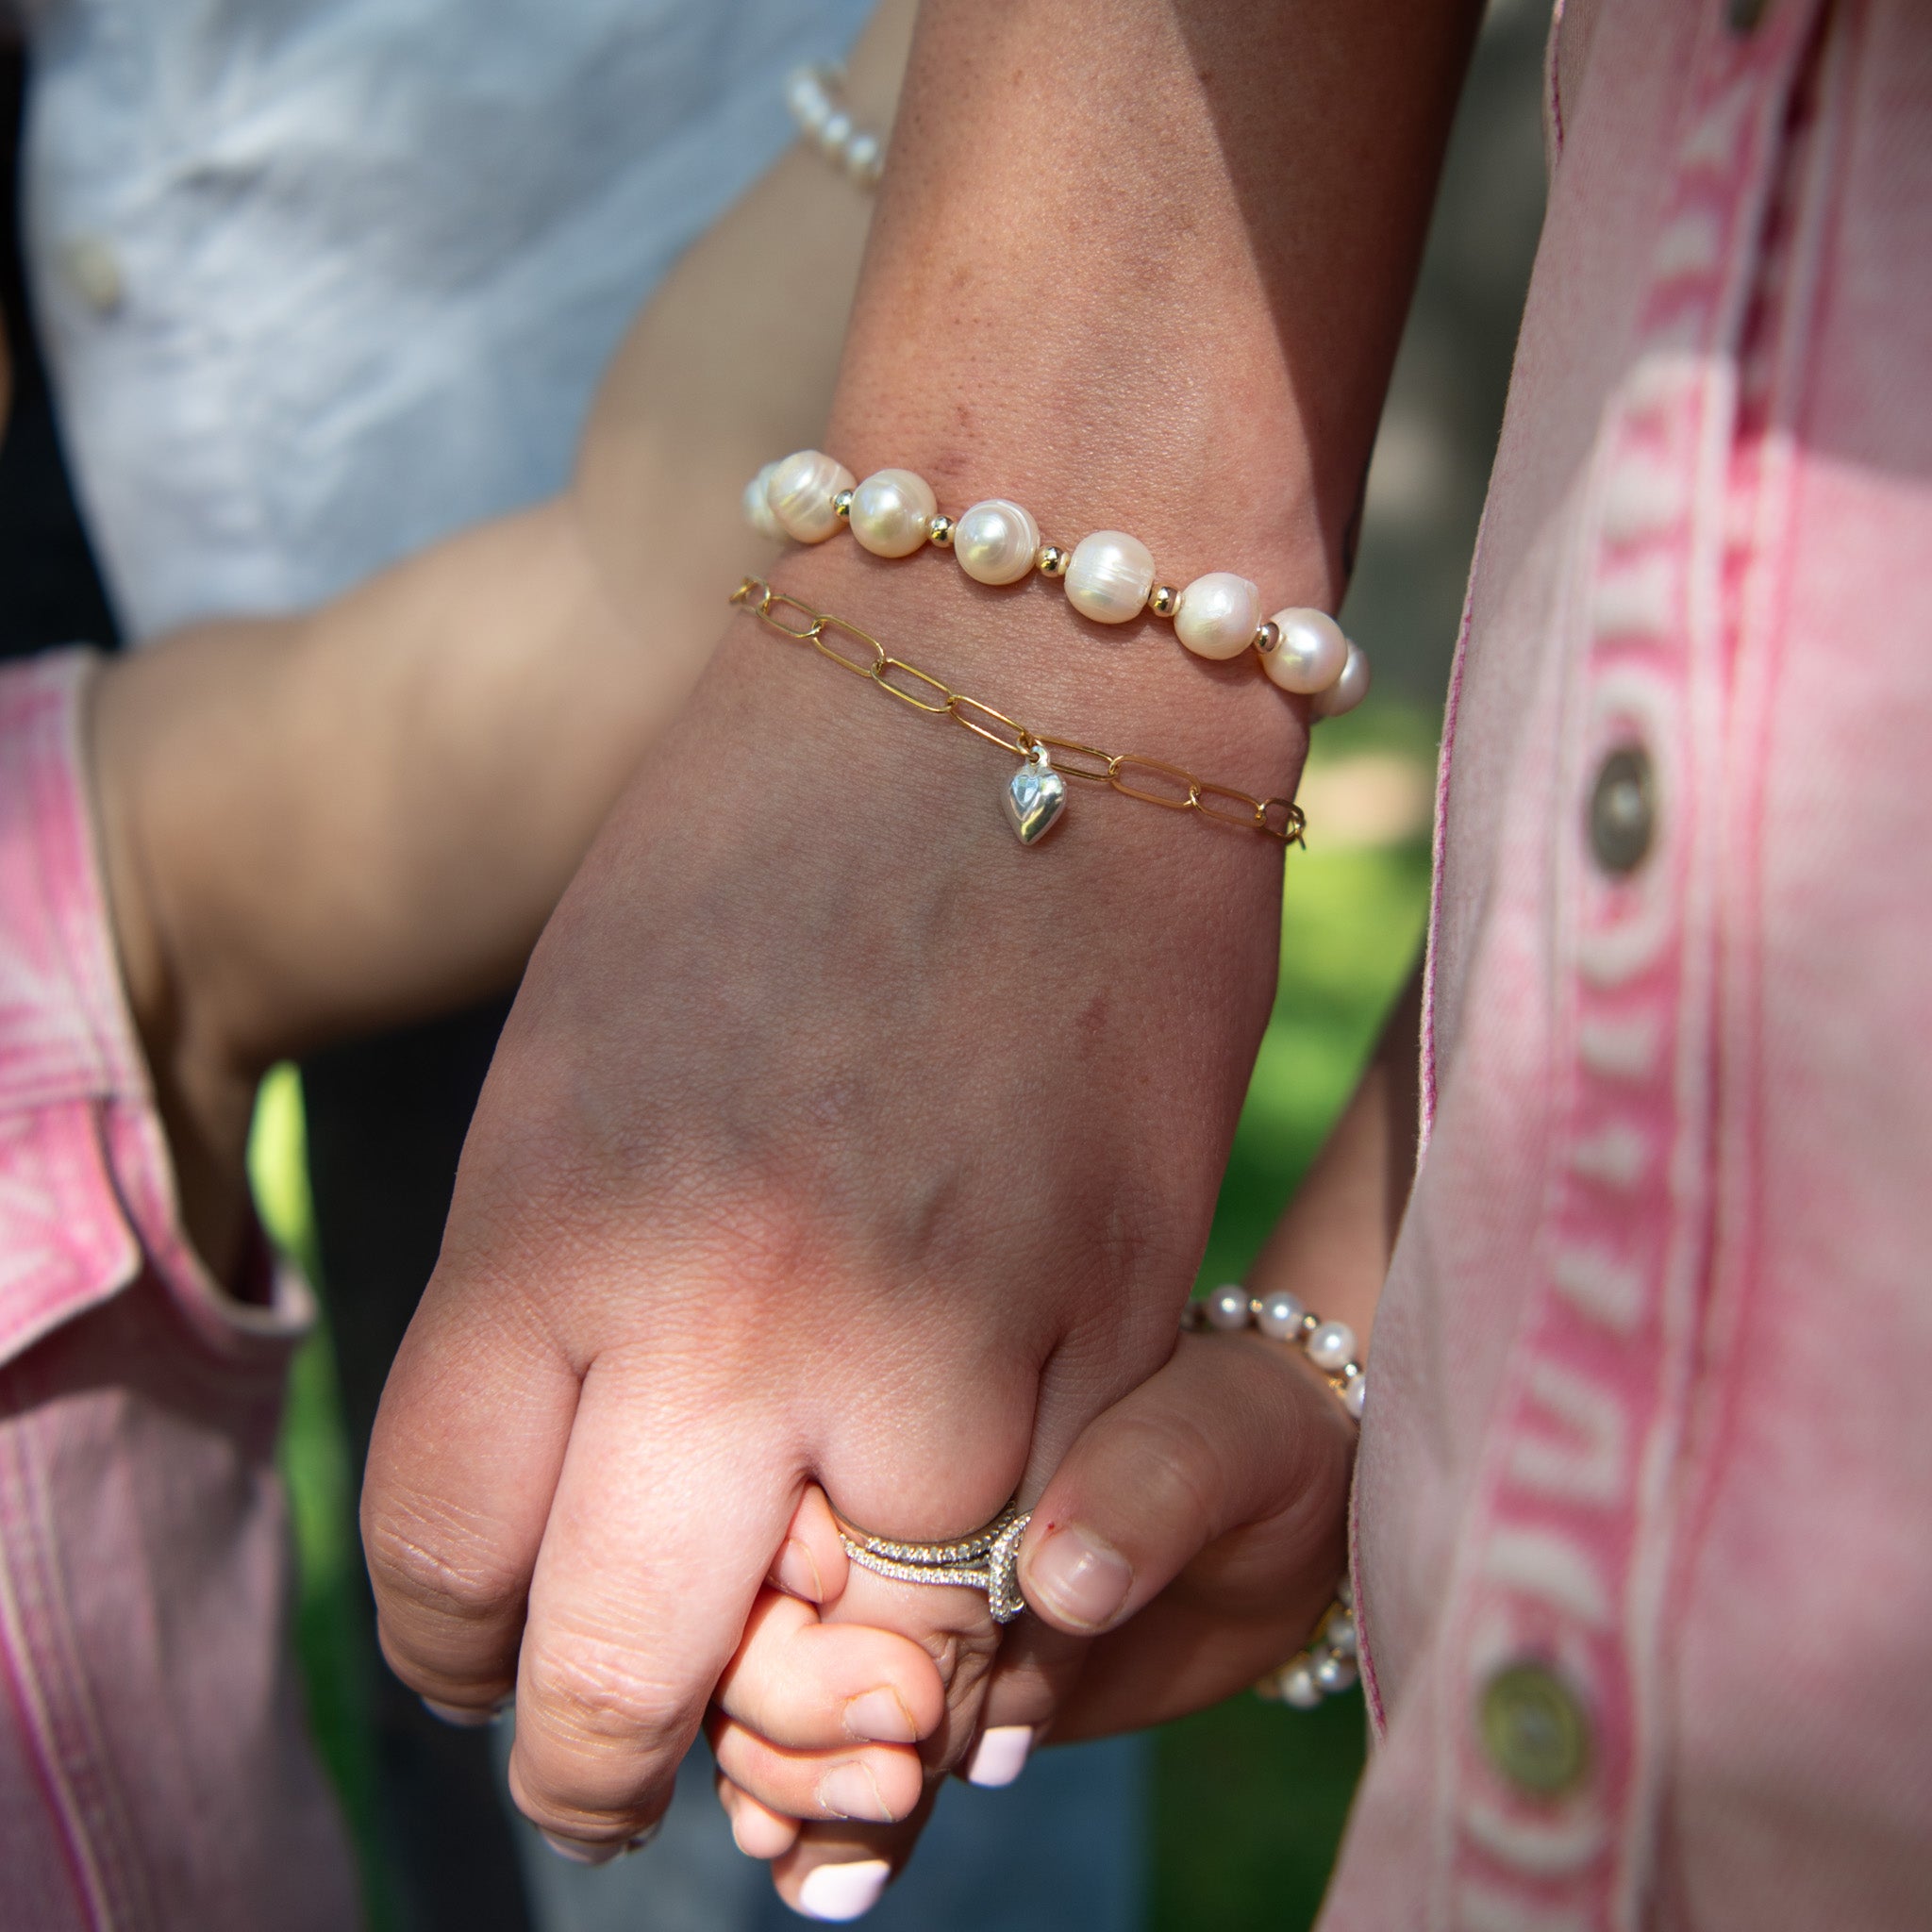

{"left": 764, "top": 526, "right": 1316, "bottom": 798}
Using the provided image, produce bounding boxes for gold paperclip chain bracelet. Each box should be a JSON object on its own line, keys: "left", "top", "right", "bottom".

{"left": 729, "top": 575, "right": 1307, "bottom": 848}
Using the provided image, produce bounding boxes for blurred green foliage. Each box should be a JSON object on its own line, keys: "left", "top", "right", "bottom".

{"left": 251, "top": 1068, "right": 396, "bottom": 1931}
{"left": 255, "top": 702, "right": 1434, "bottom": 1932}
{"left": 1159, "top": 706, "right": 1433, "bottom": 1930}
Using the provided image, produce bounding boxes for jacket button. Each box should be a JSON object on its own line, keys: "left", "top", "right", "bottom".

{"left": 1588, "top": 745, "right": 1655, "bottom": 874}
{"left": 1478, "top": 1661, "right": 1592, "bottom": 1797}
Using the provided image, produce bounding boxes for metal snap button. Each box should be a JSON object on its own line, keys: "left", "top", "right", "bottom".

{"left": 1588, "top": 745, "right": 1655, "bottom": 875}
{"left": 1478, "top": 1661, "right": 1592, "bottom": 1797}
{"left": 1726, "top": 0, "right": 1770, "bottom": 33}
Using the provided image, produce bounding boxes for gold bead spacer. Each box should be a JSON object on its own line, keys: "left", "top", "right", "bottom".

{"left": 1254, "top": 620, "right": 1282, "bottom": 657}
{"left": 833, "top": 489, "right": 855, "bottom": 519}
{"left": 929, "top": 513, "right": 955, "bottom": 547}
{"left": 1036, "top": 544, "right": 1070, "bottom": 578}
{"left": 1149, "top": 584, "right": 1179, "bottom": 619}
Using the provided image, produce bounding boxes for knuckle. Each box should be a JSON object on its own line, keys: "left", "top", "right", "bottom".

{"left": 1087, "top": 1407, "right": 1229, "bottom": 1538}
{"left": 363, "top": 1491, "right": 528, "bottom": 1635}
{"left": 916, "top": 1622, "right": 1001, "bottom": 1716}
{"left": 521, "top": 1631, "right": 692, "bottom": 1760}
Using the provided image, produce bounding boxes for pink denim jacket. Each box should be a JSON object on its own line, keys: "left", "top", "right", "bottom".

{"left": 0, "top": 652, "right": 355, "bottom": 1928}
{"left": 1329, "top": 0, "right": 1932, "bottom": 1926}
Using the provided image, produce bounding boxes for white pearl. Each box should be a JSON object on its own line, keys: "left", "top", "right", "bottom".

{"left": 821, "top": 110, "right": 855, "bottom": 152}
{"left": 1306, "top": 1321, "right": 1357, "bottom": 1372}
{"left": 1259, "top": 607, "right": 1350, "bottom": 694}
{"left": 1174, "top": 573, "right": 1262, "bottom": 660}
{"left": 742, "top": 461, "right": 784, "bottom": 541}
{"left": 1326, "top": 1613, "right": 1357, "bottom": 1657}
{"left": 849, "top": 468, "right": 938, "bottom": 558}
{"left": 1312, "top": 1652, "right": 1357, "bottom": 1694}
{"left": 1256, "top": 1291, "right": 1307, "bottom": 1341}
{"left": 1065, "top": 531, "right": 1155, "bottom": 624}
{"left": 767, "top": 450, "right": 856, "bottom": 543}
{"left": 1312, "top": 641, "right": 1372, "bottom": 718}
{"left": 1205, "top": 1284, "right": 1251, "bottom": 1331}
{"left": 1342, "top": 1371, "right": 1368, "bottom": 1420}
{"left": 786, "top": 73, "right": 832, "bottom": 134}
{"left": 1277, "top": 1663, "right": 1323, "bottom": 1710}
{"left": 844, "top": 132, "right": 883, "bottom": 184}
{"left": 953, "top": 499, "right": 1040, "bottom": 586}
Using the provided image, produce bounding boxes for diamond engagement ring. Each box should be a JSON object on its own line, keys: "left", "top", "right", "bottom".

{"left": 834, "top": 1502, "right": 1032, "bottom": 1624}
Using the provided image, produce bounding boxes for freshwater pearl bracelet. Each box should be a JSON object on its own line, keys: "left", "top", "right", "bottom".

{"left": 1184, "top": 1281, "right": 1368, "bottom": 1421}
{"left": 1255, "top": 1579, "right": 1359, "bottom": 1710}
{"left": 784, "top": 63, "right": 885, "bottom": 188}
{"left": 1184, "top": 1282, "right": 1365, "bottom": 1709}
{"left": 742, "top": 451, "right": 1371, "bottom": 718}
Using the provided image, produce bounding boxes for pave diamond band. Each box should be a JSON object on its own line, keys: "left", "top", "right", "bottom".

{"left": 836, "top": 1502, "right": 1032, "bottom": 1624}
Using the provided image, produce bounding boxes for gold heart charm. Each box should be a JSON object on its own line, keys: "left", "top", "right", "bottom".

{"left": 1003, "top": 753, "right": 1068, "bottom": 844}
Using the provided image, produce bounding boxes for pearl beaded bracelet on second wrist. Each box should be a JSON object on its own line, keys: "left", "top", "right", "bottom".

{"left": 1186, "top": 1282, "right": 1367, "bottom": 1710}
{"left": 742, "top": 450, "right": 1371, "bottom": 717}
{"left": 1184, "top": 1281, "right": 1368, "bottom": 1420}
{"left": 784, "top": 63, "right": 886, "bottom": 189}
{"left": 1256, "top": 1579, "right": 1360, "bottom": 1710}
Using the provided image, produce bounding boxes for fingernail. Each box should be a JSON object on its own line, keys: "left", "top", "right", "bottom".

{"left": 773, "top": 1536, "right": 825, "bottom": 1603}
{"left": 816, "top": 1759, "right": 895, "bottom": 1823}
{"left": 1025, "top": 1525, "right": 1133, "bottom": 1630}
{"left": 422, "top": 1695, "right": 509, "bottom": 1728}
{"left": 540, "top": 1830, "right": 622, "bottom": 1866}
{"left": 843, "top": 1686, "right": 919, "bottom": 1743}
{"left": 796, "top": 1858, "right": 891, "bottom": 1922}
{"left": 621, "top": 1819, "right": 661, "bottom": 1857}
{"left": 965, "top": 1724, "right": 1033, "bottom": 1789}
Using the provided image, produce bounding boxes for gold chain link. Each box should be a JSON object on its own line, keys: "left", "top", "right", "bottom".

{"left": 729, "top": 576, "right": 1307, "bottom": 846}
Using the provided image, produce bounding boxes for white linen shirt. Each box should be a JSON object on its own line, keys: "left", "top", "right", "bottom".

{"left": 10, "top": 0, "right": 870, "bottom": 639}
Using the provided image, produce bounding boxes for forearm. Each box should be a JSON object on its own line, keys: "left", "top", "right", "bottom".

{"left": 1251, "top": 958, "right": 1424, "bottom": 1349}
{"left": 89, "top": 507, "right": 643, "bottom": 1274}
{"left": 787, "top": 0, "right": 1482, "bottom": 746}
{"left": 93, "top": 505, "right": 623, "bottom": 1080}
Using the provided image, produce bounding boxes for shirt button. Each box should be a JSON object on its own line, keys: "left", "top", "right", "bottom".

{"left": 1478, "top": 1661, "right": 1592, "bottom": 1797}
{"left": 1726, "top": 0, "right": 1770, "bottom": 32}
{"left": 60, "top": 235, "right": 125, "bottom": 316}
{"left": 1588, "top": 745, "right": 1655, "bottom": 874}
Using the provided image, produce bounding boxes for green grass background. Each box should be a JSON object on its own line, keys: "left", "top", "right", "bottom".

{"left": 253, "top": 704, "right": 1435, "bottom": 1931}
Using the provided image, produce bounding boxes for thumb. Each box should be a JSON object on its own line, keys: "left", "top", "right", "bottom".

{"left": 1016, "top": 1327, "right": 1353, "bottom": 1639}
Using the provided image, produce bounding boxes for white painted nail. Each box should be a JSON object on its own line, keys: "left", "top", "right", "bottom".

{"left": 965, "top": 1724, "right": 1034, "bottom": 1789}
{"left": 796, "top": 1857, "right": 891, "bottom": 1922}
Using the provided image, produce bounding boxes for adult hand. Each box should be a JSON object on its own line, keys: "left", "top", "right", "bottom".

{"left": 363, "top": 0, "right": 1475, "bottom": 1862}
{"left": 710, "top": 1326, "right": 1357, "bottom": 1918}
{"left": 707, "top": 1013, "right": 1418, "bottom": 1914}
{"left": 362, "top": 531, "right": 1298, "bottom": 1853}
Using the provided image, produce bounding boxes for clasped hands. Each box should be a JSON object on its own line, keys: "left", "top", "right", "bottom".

{"left": 358, "top": 546, "right": 1371, "bottom": 1918}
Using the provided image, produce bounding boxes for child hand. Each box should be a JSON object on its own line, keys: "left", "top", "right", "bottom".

{"left": 707, "top": 1308, "right": 1357, "bottom": 1920}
